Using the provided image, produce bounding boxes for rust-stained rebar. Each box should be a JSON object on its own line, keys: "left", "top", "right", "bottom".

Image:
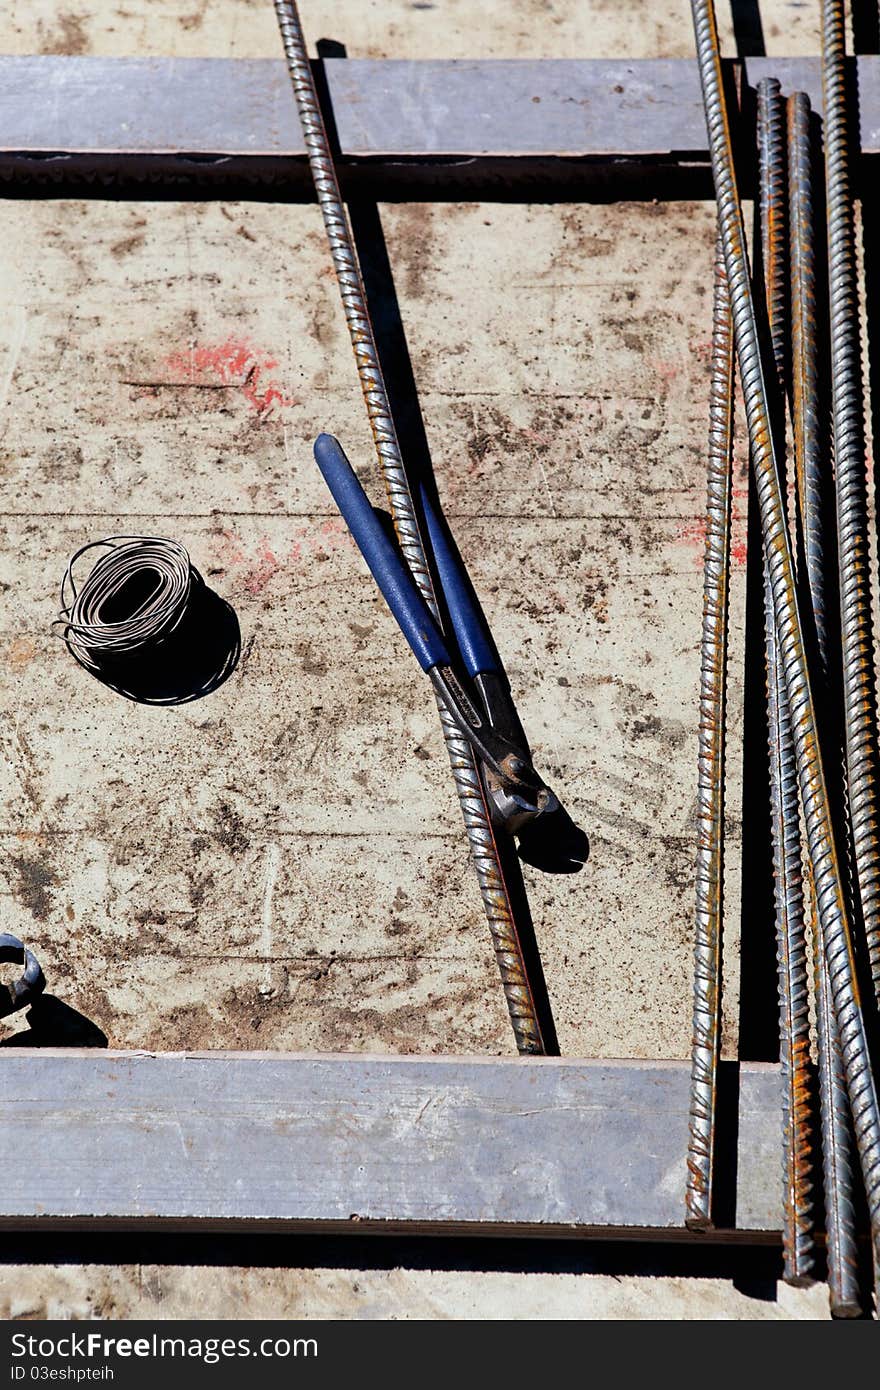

{"left": 788, "top": 87, "right": 862, "bottom": 1317}
{"left": 814, "top": 871, "right": 864, "bottom": 1314}
{"left": 272, "top": 0, "right": 547, "bottom": 1053}
{"left": 757, "top": 77, "right": 815, "bottom": 1287}
{"left": 822, "top": 0, "right": 880, "bottom": 1011}
{"left": 686, "top": 228, "right": 734, "bottom": 1231}
{"left": 690, "top": 0, "right": 880, "bottom": 1280}
{"left": 788, "top": 94, "right": 830, "bottom": 665}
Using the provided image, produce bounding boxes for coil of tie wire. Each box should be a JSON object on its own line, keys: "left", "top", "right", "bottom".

{"left": 55, "top": 535, "right": 240, "bottom": 704}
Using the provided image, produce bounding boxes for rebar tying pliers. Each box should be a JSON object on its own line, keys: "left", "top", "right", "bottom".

{"left": 314, "top": 433, "right": 572, "bottom": 846}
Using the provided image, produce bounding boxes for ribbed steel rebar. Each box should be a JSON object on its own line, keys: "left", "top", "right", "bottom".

{"left": 686, "top": 231, "right": 734, "bottom": 1231}
{"left": 789, "top": 93, "right": 829, "bottom": 663}
{"left": 690, "top": 0, "right": 880, "bottom": 1279}
{"left": 273, "top": 0, "right": 545, "bottom": 1053}
{"left": 822, "top": 0, "right": 880, "bottom": 1009}
{"left": 814, "top": 899, "right": 864, "bottom": 1312}
{"left": 758, "top": 92, "right": 813, "bottom": 1274}
{"left": 758, "top": 79, "right": 791, "bottom": 397}
{"left": 757, "top": 77, "right": 815, "bottom": 1287}
{"left": 788, "top": 88, "right": 862, "bottom": 1316}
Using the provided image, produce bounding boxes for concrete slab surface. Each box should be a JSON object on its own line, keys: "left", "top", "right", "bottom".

{"left": 0, "top": 188, "right": 739, "bottom": 1061}
{"left": 0, "top": 1258, "right": 832, "bottom": 1320}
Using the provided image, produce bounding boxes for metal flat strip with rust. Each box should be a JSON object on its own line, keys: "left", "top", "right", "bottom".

{"left": 0, "top": 1053, "right": 782, "bottom": 1237}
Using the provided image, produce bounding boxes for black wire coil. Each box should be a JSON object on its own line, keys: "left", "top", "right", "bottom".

{"left": 55, "top": 535, "right": 240, "bottom": 705}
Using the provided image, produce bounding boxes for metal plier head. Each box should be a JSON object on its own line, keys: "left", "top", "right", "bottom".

{"left": 0, "top": 933, "right": 46, "bottom": 1019}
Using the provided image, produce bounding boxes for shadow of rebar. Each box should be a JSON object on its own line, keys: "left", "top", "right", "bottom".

{"left": 729, "top": 0, "right": 766, "bottom": 58}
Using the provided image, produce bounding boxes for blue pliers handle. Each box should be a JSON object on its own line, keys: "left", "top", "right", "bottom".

{"left": 315, "top": 433, "right": 498, "bottom": 679}
{"left": 314, "top": 433, "right": 553, "bottom": 826}
{"left": 314, "top": 433, "right": 451, "bottom": 674}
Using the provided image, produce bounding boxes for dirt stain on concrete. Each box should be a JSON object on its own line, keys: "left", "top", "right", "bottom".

{"left": 7, "top": 637, "right": 37, "bottom": 671}
{"left": 39, "top": 12, "right": 88, "bottom": 55}
{"left": 11, "top": 855, "right": 56, "bottom": 921}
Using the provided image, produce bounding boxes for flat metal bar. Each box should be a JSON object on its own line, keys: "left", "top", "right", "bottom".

{"left": 0, "top": 1054, "right": 783, "bottom": 1237}
{"left": 1, "top": 56, "right": 880, "bottom": 161}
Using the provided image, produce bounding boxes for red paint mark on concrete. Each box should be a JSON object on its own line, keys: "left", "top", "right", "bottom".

{"left": 209, "top": 520, "right": 354, "bottom": 598}
{"left": 215, "top": 529, "right": 246, "bottom": 566}
{"left": 289, "top": 517, "right": 351, "bottom": 563}
{"left": 320, "top": 516, "right": 351, "bottom": 545}
{"left": 677, "top": 460, "right": 750, "bottom": 567}
{"left": 520, "top": 425, "right": 553, "bottom": 448}
{"left": 677, "top": 518, "right": 707, "bottom": 549}
{"left": 242, "top": 536, "right": 281, "bottom": 595}
{"left": 208, "top": 529, "right": 280, "bottom": 595}
{"left": 164, "top": 339, "right": 295, "bottom": 416}
{"left": 653, "top": 356, "right": 681, "bottom": 387}
{"left": 731, "top": 538, "right": 748, "bottom": 566}
{"left": 676, "top": 517, "right": 748, "bottom": 567}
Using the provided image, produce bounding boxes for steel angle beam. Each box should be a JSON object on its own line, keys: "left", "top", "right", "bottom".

{"left": 0, "top": 56, "right": 879, "bottom": 196}
{"left": 0, "top": 1053, "right": 781, "bottom": 1238}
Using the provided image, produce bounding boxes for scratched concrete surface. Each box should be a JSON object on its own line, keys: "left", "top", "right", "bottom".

{"left": 0, "top": 1258, "right": 831, "bottom": 1321}
{"left": 0, "top": 0, "right": 834, "bottom": 1322}
{"left": 2, "top": 0, "right": 829, "bottom": 61}
{"left": 0, "top": 194, "right": 749, "bottom": 1059}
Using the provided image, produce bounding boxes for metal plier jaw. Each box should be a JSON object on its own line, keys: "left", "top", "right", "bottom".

{"left": 0, "top": 933, "right": 46, "bottom": 1019}
{"left": 428, "top": 664, "right": 558, "bottom": 833}
{"left": 314, "top": 433, "right": 559, "bottom": 838}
